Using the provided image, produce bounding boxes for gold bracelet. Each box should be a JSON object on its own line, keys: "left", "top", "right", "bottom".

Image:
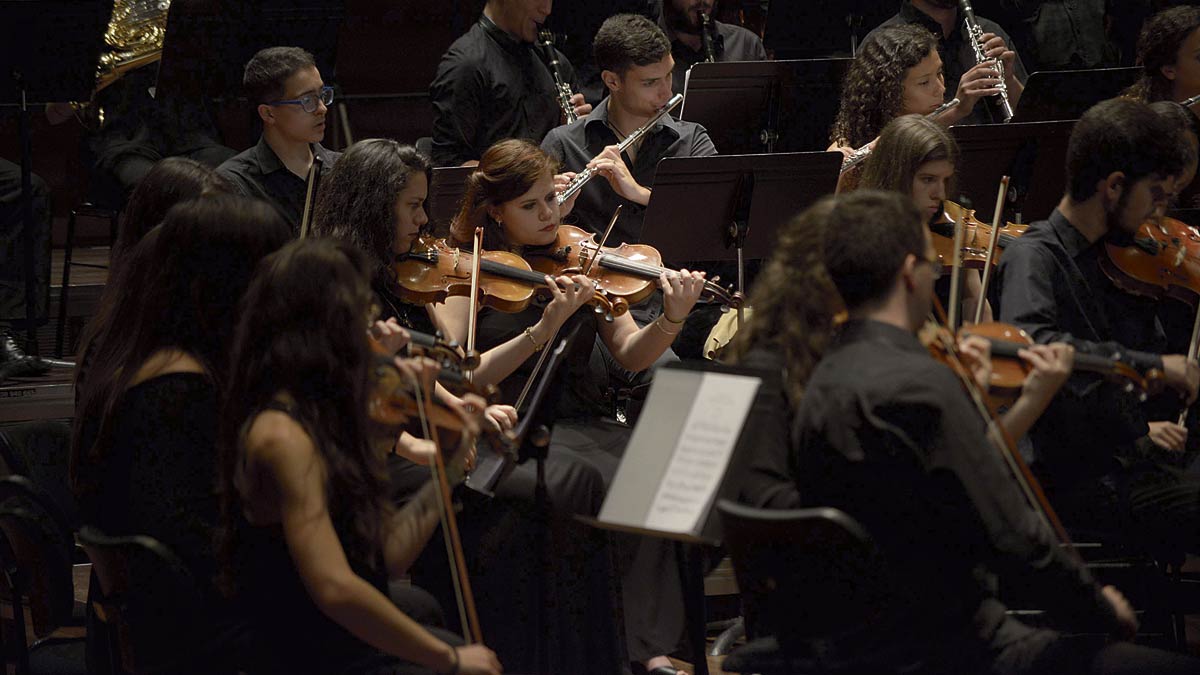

{"left": 654, "top": 317, "right": 682, "bottom": 336}
{"left": 523, "top": 326, "right": 545, "bottom": 351}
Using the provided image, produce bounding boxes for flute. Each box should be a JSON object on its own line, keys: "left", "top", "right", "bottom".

{"left": 556, "top": 93, "right": 685, "bottom": 205}
{"left": 840, "top": 98, "right": 960, "bottom": 175}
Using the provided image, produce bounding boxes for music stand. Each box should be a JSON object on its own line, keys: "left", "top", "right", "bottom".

{"left": 763, "top": 0, "right": 896, "bottom": 58}
{"left": 0, "top": 1, "right": 109, "bottom": 353}
{"left": 1010, "top": 67, "right": 1139, "bottom": 123}
{"left": 951, "top": 121, "right": 1074, "bottom": 224}
{"left": 681, "top": 59, "right": 851, "bottom": 155}
{"left": 428, "top": 166, "right": 474, "bottom": 238}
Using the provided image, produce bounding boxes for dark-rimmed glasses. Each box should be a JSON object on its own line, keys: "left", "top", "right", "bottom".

{"left": 267, "top": 86, "right": 334, "bottom": 114}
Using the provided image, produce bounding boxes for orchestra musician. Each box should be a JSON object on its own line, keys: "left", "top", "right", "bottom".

{"left": 654, "top": 0, "right": 767, "bottom": 96}
{"left": 0, "top": 159, "right": 56, "bottom": 382}
{"left": 1123, "top": 6, "right": 1200, "bottom": 110}
{"left": 728, "top": 188, "right": 1200, "bottom": 674}
{"left": 866, "top": 0, "right": 1027, "bottom": 125}
{"left": 429, "top": 0, "right": 592, "bottom": 168}
{"left": 217, "top": 47, "right": 340, "bottom": 232}
{"left": 859, "top": 114, "right": 992, "bottom": 323}
{"left": 216, "top": 238, "right": 502, "bottom": 675}
{"left": 994, "top": 98, "right": 1200, "bottom": 554}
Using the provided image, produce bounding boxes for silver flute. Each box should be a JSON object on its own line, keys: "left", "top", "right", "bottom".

{"left": 539, "top": 30, "right": 578, "bottom": 125}
{"left": 700, "top": 12, "right": 717, "bottom": 63}
{"left": 557, "top": 93, "right": 685, "bottom": 204}
{"left": 840, "top": 98, "right": 960, "bottom": 174}
{"left": 960, "top": 0, "right": 1014, "bottom": 122}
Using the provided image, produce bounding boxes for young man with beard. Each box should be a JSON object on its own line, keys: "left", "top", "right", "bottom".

{"left": 994, "top": 98, "right": 1200, "bottom": 556}
{"left": 217, "top": 47, "right": 341, "bottom": 232}
{"left": 429, "top": 0, "right": 592, "bottom": 167}
{"left": 655, "top": 0, "right": 767, "bottom": 96}
{"left": 867, "top": 0, "right": 1028, "bottom": 124}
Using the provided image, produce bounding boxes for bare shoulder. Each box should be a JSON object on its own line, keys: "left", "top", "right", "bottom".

{"left": 245, "top": 410, "right": 319, "bottom": 474}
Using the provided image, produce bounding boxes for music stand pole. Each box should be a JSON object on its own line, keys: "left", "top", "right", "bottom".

{"left": 15, "top": 76, "right": 37, "bottom": 354}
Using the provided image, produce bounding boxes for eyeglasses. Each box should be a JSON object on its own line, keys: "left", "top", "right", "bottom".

{"left": 267, "top": 86, "right": 334, "bottom": 114}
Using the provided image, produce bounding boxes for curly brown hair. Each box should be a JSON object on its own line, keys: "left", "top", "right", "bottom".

{"left": 830, "top": 24, "right": 939, "bottom": 149}
{"left": 1123, "top": 6, "right": 1200, "bottom": 104}
{"left": 448, "top": 139, "right": 560, "bottom": 252}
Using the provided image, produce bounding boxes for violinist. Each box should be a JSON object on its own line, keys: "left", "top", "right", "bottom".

{"left": 860, "top": 114, "right": 992, "bottom": 324}
{"left": 310, "top": 138, "right": 628, "bottom": 675}
{"left": 541, "top": 13, "right": 716, "bottom": 248}
{"left": 993, "top": 98, "right": 1200, "bottom": 553}
{"left": 748, "top": 189, "right": 1199, "bottom": 674}
{"left": 443, "top": 138, "right": 706, "bottom": 675}
{"left": 216, "top": 238, "right": 502, "bottom": 675}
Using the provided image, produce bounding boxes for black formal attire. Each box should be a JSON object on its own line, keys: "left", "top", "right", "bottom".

{"left": 0, "top": 158, "right": 51, "bottom": 322}
{"left": 974, "top": 0, "right": 1112, "bottom": 71}
{"left": 868, "top": 0, "right": 1028, "bottom": 125}
{"left": 541, "top": 97, "right": 717, "bottom": 247}
{"left": 791, "top": 319, "right": 1200, "bottom": 674}
{"left": 724, "top": 348, "right": 802, "bottom": 510}
{"left": 430, "top": 15, "right": 581, "bottom": 167}
{"left": 216, "top": 137, "right": 340, "bottom": 232}
{"left": 993, "top": 209, "right": 1200, "bottom": 554}
{"left": 89, "top": 67, "right": 235, "bottom": 205}
{"left": 657, "top": 9, "right": 768, "bottom": 98}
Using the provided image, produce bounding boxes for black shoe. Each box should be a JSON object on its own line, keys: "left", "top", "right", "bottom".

{"left": 0, "top": 333, "right": 74, "bottom": 379}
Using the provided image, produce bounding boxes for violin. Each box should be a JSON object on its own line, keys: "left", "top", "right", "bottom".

{"left": 523, "top": 225, "right": 744, "bottom": 311}
{"left": 930, "top": 201, "right": 1028, "bottom": 269}
{"left": 393, "top": 235, "right": 622, "bottom": 319}
{"left": 956, "top": 322, "right": 1164, "bottom": 405}
{"left": 1101, "top": 215, "right": 1200, "bottom": 307}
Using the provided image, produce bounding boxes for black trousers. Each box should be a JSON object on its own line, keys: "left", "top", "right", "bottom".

{"left": 0, "top": 157, "right": 51, "bottom": 322}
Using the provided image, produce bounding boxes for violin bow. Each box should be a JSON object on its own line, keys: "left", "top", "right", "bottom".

{"left": 1179, "top": 309, "right": 1200, "bottom": 426}
{"left": 514, "top": 206, "right": 621, "bottom": 411}
{"left": 974, "top": 176, "right": 1011, "bottom": 325}
{"left": 298, "top": 155, "right": 323, "bottom": 240}
{"left": 466, "top": 228, "right": 485, "bottom": 383}
{"left": 408, "top": 369, "right": 484, "bottom": 643}
{"left": 946, "top": 197, "right": 968, "bottom": 330}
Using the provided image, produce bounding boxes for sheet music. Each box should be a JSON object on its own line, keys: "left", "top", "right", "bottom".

{"left": 643, "top": 372, "right": 760, "bottom": 534}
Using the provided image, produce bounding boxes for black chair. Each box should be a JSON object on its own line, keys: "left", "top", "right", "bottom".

{"left": 0, "top": 421, "right": 79, "bottom": 530}
{"left": 55, "top": 203, "right": 117, "bottom": 358}
{"left": 77, "top": 526, "right": 240, "bottom": 675}
{"left": 0, "top": 475, "right": 85, "bottom": 675}
{"left": 716, "top": 499, "right": 919, "bottom": 675}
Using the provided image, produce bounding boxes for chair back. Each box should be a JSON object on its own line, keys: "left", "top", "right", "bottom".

{"left": 716, "top": 499, "right": 892, "bottom": 644}
{"left": 0, "top": 420, "right": 79, "bottom": 529}
{"left": 77, "top": 526, "right": 212, "bottom": 674}
{"left": 0, "top": 475, "right": 77, "bottom": 638}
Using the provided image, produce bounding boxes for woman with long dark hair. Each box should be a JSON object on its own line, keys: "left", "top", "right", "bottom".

{"left": 1123, "top": 6, "right": 1200, "bottom": 106}
{"left": 217, "top": 237, "right": 501, "bottom": 675}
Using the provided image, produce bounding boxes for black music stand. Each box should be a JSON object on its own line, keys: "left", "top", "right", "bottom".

{"left": 428, "top": 166, "right": 474, "bottom": 238}
{"left": 0, "top": 1, "right": 109, "bottom": 354}
{"left": 951, "top": 121, "right": 1074, "bottom": 224}
{"left": 640, "top": 152, "right": 842, "bottom": 300}
{"left": 1010, "top": 67, "right": 1139, "bottom": 123}
{"left": 680, "top": 59, "right": 852, "bottom": 155}
{"left": 763, "top": 0, "right": 896, "bottom": 58}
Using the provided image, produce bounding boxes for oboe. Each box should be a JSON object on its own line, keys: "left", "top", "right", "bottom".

{"left": 557, "top": 93, "right": 685, "bottom": 205}
{"left": 959, "top": 0, "right": 1014, "bottom": 122}
{"left": 538, "top": 30, "right": 578, "bottom": 125}
{"left": 700, "top": 12, "right": 717, "bottom": 63}
{"left": 840, "top": 98, "right": 961, "bottom": 174}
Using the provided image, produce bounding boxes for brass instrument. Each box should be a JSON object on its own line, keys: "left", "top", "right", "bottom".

{"left": 959, "top": 0, "right": 1014, "bottom": 122}
{"left": 700, "top": 12, "right": 717, "bottom": 63}
{"left": 556, "top": 93, "right": 684, "bottom": 205}
{"left": 538, "top": 29, "right": 578, "bottom": 125}
{"left": 840, "top": 98, "right": 960, "bottom": 174}
{"left": 73, "top": 0, "right": 170, "bottom": 128}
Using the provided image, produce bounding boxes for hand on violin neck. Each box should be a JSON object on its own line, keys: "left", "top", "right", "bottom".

{"left": 369, "top": 318, "right": 411, "bottom": 355}
{"left": 1161, "top": 354, "right": 1200, "bottom": 404}
{"left": 541, "top": 273, "right": 595, "bottom": 327}
{"left": 661, "top": 268, "right": 707, "bottom": 322}
{"left": 1015, "top": 343, "right": 1073, "bottom": 408}
{"left": 956, "top": 334, "right": 993, "bottom": 391}
{"left": 1148, "top": 420, "right": 1188, "bottom": 453}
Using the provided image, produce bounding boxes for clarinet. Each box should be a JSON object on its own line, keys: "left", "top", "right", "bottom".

{"left": 840, "top": 98, "right": 961, "bottom": 174}
{"left": 538, "top": 30, "right": 578, "bottom": 125}
{"left": 959, "top": 0, "right": 1014, "bottom": 122}
{"left": 700, "top": 12, "right": 717, "bottom": 63}
{"left": 557, "top": 93, "right": 685, "bottom": 205}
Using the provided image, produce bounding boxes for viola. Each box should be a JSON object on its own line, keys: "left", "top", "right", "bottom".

{"left": 523, "top": 225, "right": 744, "bottom": 311}
{"left": 392, "top": 235, "right": 622, "bottom": 319}
{"left": 930, "top": 201, "right": 1027, "bottom": 269}
{"left": 957, "top": 322, "right": 1164, "bottom": 404}
{"left": 1101, "top": 216, "right": 1200, "bottom": 307}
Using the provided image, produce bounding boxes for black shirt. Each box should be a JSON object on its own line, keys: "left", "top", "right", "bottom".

{"left": 541, "top": 96, "right": 717, "bottom": 246}
{"left": 792, "top": 319, "right": 1115, "bottom": 659}
{"left": 726, "top": 347, "right": 801, "bottom": 509}
{"left": 868, "top": 0, "right": 1028, "bottom": 125}
{"left": 657, "top": 11, "right": 768, "bottom": 98}
{"left": 217, "top": 136, "right": 340, "bottom": 232}
{"left": 430, "top": 15, "right": 580, "bottom": 167}
{"left": 993, "top": 209, "right": 1158, "bottom": 485}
